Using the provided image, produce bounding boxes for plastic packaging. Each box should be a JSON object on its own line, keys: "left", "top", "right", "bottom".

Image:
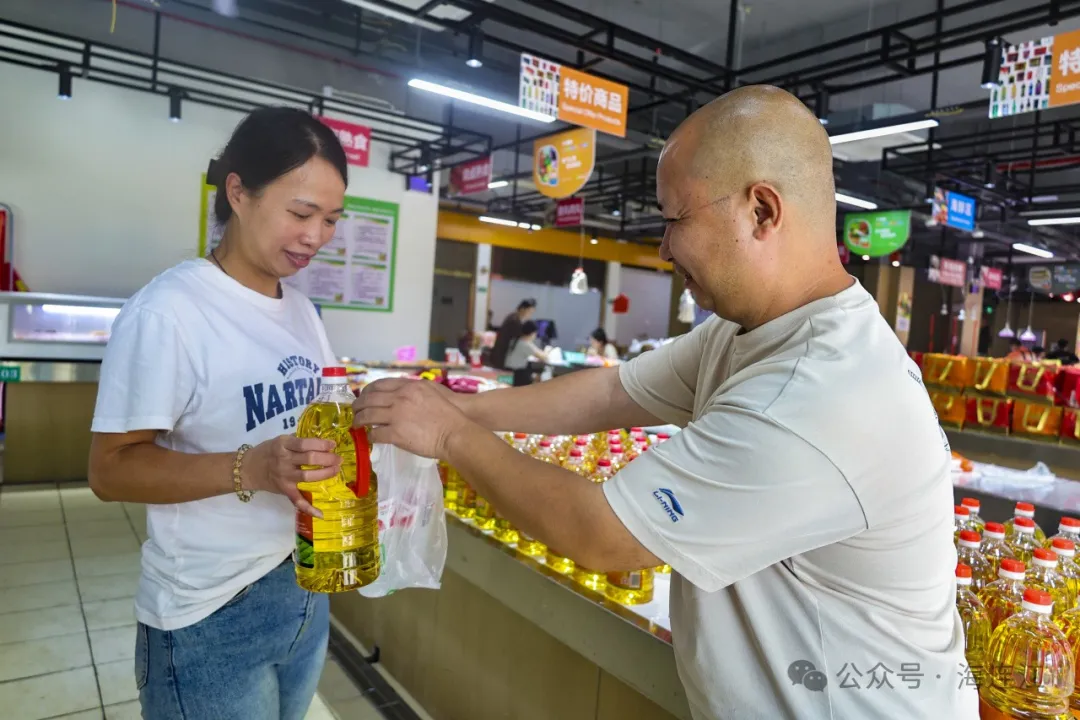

{"left": 357, "top": 443, "right": 447, "bottom": 598}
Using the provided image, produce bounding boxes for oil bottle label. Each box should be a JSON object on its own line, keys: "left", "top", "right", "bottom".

{"left": 607, "top": 571, "right": 641, "bottom": 589}
{"left": 295, "top": 490, "right": 315, "bottom": 568}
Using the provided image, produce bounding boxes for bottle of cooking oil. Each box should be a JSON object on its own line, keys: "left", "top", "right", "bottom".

{"left": 979, "top": 588, "right": 1074, "bottom": 719}
{"left": 1053, "top": 604, "right": 1080, "bottom": 716}
{"left": 1050, "top": 538, "right": 1080, "bottom": 612}
{"left": 1005, "top": 502, "right": 1046, "bottom": 543}
{"left": 956, "top": 563, "right": 991, "bottom": 688}
{"left": 545, "top": 449, "right": 590, "bottom": 576}
{"left": 607, "top": 444, "right": 627, "bottom": 471}
{"left": 437, "top": 461, "right": 458, "bottom": 513}
{"left": 954, "top": 505, "right": 977, "bottom": 545}
{"left": 455, "top": 477, "right": 477, "bottom": 520}
{"left": 981, "top": 522, "right": 1017, "bottom": 580}
{"left": 473, "top": 494, "right": 496, "bottom": 531}
{"left": 1047, "top": 518, "right": 1080, "bottom": 549}
{"left": 980, "top": 559, "right": 1028, "bottom": 631}
{"left": 606, "top": 569, "right": 655, "bottom": 605}
{"left": 957, "top": 530, "right": 995, "bottom": 592}
{"left": 294, "top": 366, "right": 379, "bottom": 594}
{"left": 1027, "top": 548, "right": 1071, "bottom": 618}
{"left": 960, "top": 497, "right": 986, "bottom": 533}
{"left": 571, "top": 459, "right": 618, "bottom": 593}
{"left": 1009, "top": 517, "right": 1043, "bottom": 564}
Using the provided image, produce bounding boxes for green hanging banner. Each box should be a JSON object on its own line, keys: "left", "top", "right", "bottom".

{"left": 843, "top": 210, "right": 912, "bottom": 257}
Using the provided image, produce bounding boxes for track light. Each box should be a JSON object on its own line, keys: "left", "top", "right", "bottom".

{"left": 981, "top": 37, "right": 1004, "bottom": 89}
{"left": 169, "top": 88, "right": 182, "bottom": 123}
{"left": 408, "top": 79, "right": 555, "bottom": 123}
{"left": 466, "top": 28, "right": 484, "bottom": 69}
{"left": 829, "top": 119, "right": 939, "bottom": 145}
{"left": 487, "top": 180, "right": 509, "bottom": 189}
{"left": 57, "top": 63, "right": 72, "bottom": 100}
{"left": 983, "top": 160, "right": 996, "bottom": 189}
{"left": 815, "top": 87, "right": 830, "bottom": 126}
{"left": 1012, "top": 242, "right": 1054, "bottom": 259}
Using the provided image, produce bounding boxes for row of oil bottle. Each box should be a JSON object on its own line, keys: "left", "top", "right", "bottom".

{"left": 438, "top": 427, "right": 672, "bottom": 607}
{"left": 953, "top": 497, "right": 1080, "bottom": 718}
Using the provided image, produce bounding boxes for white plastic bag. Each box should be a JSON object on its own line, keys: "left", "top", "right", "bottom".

{"left": 358, "top": 443, "right": 447, "bottom": 597}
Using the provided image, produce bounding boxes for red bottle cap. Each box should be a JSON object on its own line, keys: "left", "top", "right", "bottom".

{"left": 657, "top": 433, "right": 671, "bottom": 440}
{"left": 630, "top": 427, "right": 644, "bottom": 433}
{"left": 608, "top": 429, "right": 621, "bottom": 436}
{"left": 1015, "top": 517, "right": 1036, "bottom": 528}
{"left": 985, "top": 522, "right": 1006, "bottom": 533}
{"left": 1053, "top": 538, "right": 1076, "bottom": 551}
{"left": 954, "top": 505, "right": 970, "bottom": 516}
{"left": 539, "top": 439, "right": 552, "bottom": 447}
{"left": 514, "top": 432, "right": 528, "bottom": 439}
{"left": 961, "top": 497, "right": 980, "bottom": 510}
{"left": 1034, "top": 548, "right": 1056, "bottom": 561}
{"left": 574, "top": 438, "right": 588, "bottom": 446}
{"left": 1063, "top": 518, "right": 1080, "bottom": 528}
{"left": 323, "top": 366, "right": 347, "bottom": 377}
{"left": 1000, "top": 558, "right": 1026, "bottom": 573}
{"left": 1016, "top": 502, "right": 1035, "bottom": 512}
{"left": 597, "top": 458, "right": 612, "bottom": 467}
{"left": 1023, "top": 588, "right": 1053, "bottom": 606}
{"left": 955, "top": 563, "right": 973, "bottom": 578}
{"left": 958, "top": 530, "right": 981, "bottom": 544}
{"left": 569, "top": 449, "right": 583, "bottom": 458}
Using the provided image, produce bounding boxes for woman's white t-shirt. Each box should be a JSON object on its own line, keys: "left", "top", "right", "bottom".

{"left": 92, "top": 259, "right": 336, "bottom": 631}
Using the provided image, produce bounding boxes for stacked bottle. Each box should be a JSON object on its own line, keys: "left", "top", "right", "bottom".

{"left": 960, "top": 497, "right": 986, "bottom": 533}
{"left": 979, "top": 588, "right": 1074, "bottom": 719}
{"left": 980, "top": 522, "right": 1017, "bottom": 580}
{"left": 1051, "top": 538, "right": 1080, "bottom": 612}
{"left": 957, "top": 530, "right": 995, "bottom": 592}
{"left": 1047, "top": 517, "right": 1080, "bottom": 549}
{"left": 1005, "top": 502, "right": 1046, "bottom": 544}
{"left": 956, "top": 564, "right": 991, "bottom": 688}
{"left": 980, "top": 558, "right": 1028, "bottom": 631}
{"left": 1009, "top": 517, "right": 1043, "bottom": 565}
{"left": 1027, "top": 548, "right": 1072, "bottom": 619}
{"left": 955, "top": 505, "right": 976, "bottom": 545}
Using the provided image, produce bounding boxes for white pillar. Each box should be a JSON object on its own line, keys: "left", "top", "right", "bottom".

{"left": 603, "top": 261, "right": 621, "bottom": 342}
{"left": 472, "top": 243, "right": 492, "bottom": 335}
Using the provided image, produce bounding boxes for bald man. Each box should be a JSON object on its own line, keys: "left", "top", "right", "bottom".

{"left": 354, "top": 86, "right": 977, "bottom": 719}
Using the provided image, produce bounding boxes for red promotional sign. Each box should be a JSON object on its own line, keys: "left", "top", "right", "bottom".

{"left": 981, "top": 266, "right": 1004, "bottom": 291}
{"left": 449, "top": 156, "right": 492, "bottom": 196}
{"left": 318, "top": 117, "right": 371, "bottom": 167}
{"left": 837, "top": 242, "right": 850, "bottom": 265}
{"left": 929, "top": 256, "right": 968, "bottom": 288}
{"left": 554, "top": 197, "right": 584, "bottom": 228}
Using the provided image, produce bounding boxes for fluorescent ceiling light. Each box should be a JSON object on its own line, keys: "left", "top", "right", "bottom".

{"left": 1012, "top": 242, "right": 1054, "bottom": 258}
{"left": 479, "top": 216, "right": 519, "bottom": 227}
{"left": 340, "top": 1, "right": 444, "bottom": 32}
{"left": 41, "top": 304, "right": 120, "bottom": 319}
{"left": 829, "top": 119, "right": 939, "bottom": 145}
{"left": 531, "top": 224, "right": 542, "bottom": 231}
{"left": 408, "top": 79, "right": 555, "bottom": 123}
{"left": 835, "top": 192, "right": 878, "bottom": 210}
{"left": 1027, "top": 217, "right": 1080, "bottom": 226}
{"left": 487, "top": 180, "right": 509, "bottom": 189}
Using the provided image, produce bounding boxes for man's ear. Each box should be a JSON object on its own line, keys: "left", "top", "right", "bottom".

{"left": 749, "top": 182, "right": 783, "bottom": 239}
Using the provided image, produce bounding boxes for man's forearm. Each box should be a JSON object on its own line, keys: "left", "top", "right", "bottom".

{"left": 445, "top": 422, "right": 656, "bottom": 571}
{"left": 458, "top": 366, "right": 660, "bottom": 436}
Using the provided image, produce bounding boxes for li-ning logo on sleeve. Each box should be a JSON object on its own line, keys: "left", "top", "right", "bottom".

{"left": 652, "top": 488, "right": 684, "bottom": 523}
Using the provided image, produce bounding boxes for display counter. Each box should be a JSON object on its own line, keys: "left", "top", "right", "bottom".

{"left": 0, "top": 291, "right": 123, "bottom": 483}
{"left": 330, "top": 514, "right": 690, "bottom": 720}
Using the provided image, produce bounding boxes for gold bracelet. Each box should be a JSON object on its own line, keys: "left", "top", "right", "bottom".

{"left": 233, "top": 444, "right": 254, "bottom": 503}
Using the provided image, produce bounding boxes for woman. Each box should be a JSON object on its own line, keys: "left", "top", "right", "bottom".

{"left": 587, "top": 327, "right": 619, "bottom": 360}
{"left": 88, "top": 107, "right": 348, "bottom": 719}
{"left": 504, "top": 320, "right": 550, "bottom": 386}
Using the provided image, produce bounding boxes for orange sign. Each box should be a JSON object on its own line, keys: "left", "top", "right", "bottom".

{"left": 533, "top": 127, "right": 596, "bottom": 199}
{"left": 557, "top": 66, "right": 629, "bottom": 138}
{"left": 1051, "top": 29, "right": 1080, "bottom": 108}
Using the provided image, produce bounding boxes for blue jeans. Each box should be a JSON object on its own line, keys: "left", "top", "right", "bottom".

{"left": 135, "top": 558, "right": 329, "bottom": 720}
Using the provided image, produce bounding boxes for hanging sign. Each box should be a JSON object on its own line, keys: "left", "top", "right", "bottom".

{"left": 519, "top": 53, "right": 629, "bottom": 138}
{"left": 533, "top": 127, "right": 596, "bottom": 200}
{"left": 842, "top": 210, "right": 911, "bottom": 257}
{"left": 928, "top": 255, "right": 968, "bottom": 288}
{"left": 449, "top": 156, "right": 492, "bottom": 196}
{"left": 931, "top": 188, "right": 977, "bottom": 232}
{"left": 554, "top": 197, "right": 585, "bottom": 227}
{"left": 318, "top": 117, "right": 372, "bottom": 167}
{"left": 1029, "top": 264, "right": 1080, "bottom": 294}
{"left": 981, "top": 266, "right": 1004, "bottom": 291}
{"left": 989, "top": 29, "right": 1080, "bottom": 118}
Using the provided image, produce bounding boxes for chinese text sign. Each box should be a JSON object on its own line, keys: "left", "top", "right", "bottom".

{"left": 318, "top": 117, "right": 372, "bottom": 167}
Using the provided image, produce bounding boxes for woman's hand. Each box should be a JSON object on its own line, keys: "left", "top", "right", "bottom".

{"left": 241, "top": 435, "right": 341, "bottom": 517}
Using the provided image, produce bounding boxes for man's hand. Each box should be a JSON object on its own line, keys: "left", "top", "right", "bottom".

{"left": 352, "top": 378, "right": 470, "bottom": 460}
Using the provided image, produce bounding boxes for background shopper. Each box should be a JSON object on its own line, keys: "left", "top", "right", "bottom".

{"left": 587, "top": 328, "right": 619, "bottom": 360}
{"left": 88, "top": 107, "right": 346, "bottom": 720}
{"left": 489, "top": 298, "right": 537, "bottom": 369}
{"left": 1046, "top": 338, "right": 1080, "bottom": 365}
{"left": 354, "top": 86, "right": 976, "bottom": 719}
{"left": 505, "top": 320, "right": 550, "bottom": 386}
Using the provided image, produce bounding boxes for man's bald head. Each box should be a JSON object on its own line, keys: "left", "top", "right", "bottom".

{"left": 661, "top": 85, "right": 836, "bottom": 234}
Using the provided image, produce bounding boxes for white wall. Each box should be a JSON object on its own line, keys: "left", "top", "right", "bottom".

{"left": 0, "top": 61, "right": 437, "bottom": 361}
{"left": 489, "top": 278, "right": 602, "bottom": 351}
{"left": 616, "top": 267, "right": 672, "bottom": 345}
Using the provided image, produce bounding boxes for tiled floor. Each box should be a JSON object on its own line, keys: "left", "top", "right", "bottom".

{"left": 0, "top": 483, "right": 384, "bottom": 720}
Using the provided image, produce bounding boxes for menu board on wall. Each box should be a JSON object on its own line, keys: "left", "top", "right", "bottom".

{"left": 198, "top": 177, "right": 398, "bottom": 312}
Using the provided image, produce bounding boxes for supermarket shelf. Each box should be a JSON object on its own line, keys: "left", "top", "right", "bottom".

{"left": 947, "top": 429, "right": 1080, "bottom": 481}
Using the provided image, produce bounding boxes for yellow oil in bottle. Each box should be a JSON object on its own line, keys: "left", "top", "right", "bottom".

{"left": 1046, "top": 518, "right": 1080, "bottom": 550}
{"left": 1051, "top": 539, "right": 1080, "bottom": 612}
{"left": 1027, "top": 549, "right": 1072, "bottom": 619}
{"left": 981, "top": 559, "right": 1029, "bottom": 632}
{"left": 473, "top": 495, "right": 496, "bottom": 531}
{"left": 960, "top": 497, "right": 987, "bottom": 534}
{"left": 655, "top": 564, "right": 672, "bottom": 574}
{"left": 1053, "top": 606, "right": 1080, "bottom": 715}
{"left": 295, "top": 367, "right": 379, "bottom": 594}
{"left": 981, "top": 523, "right": 1017, "bottom": 581}
{"left": 1008, "top": 518, "right": 1043, "bottom": 565}
{"left": 606, "top": 569, "right": 655, "bottom": 605}
{"left": 956, "top": 564, "right": 991, "bottom": 687}
{"left": 954, "top": 506, "right": 976, "bottom": 545}
{"left": 438, "top": 461, "right": 458, "bottom": 513}
{"left": 979, "top": 588, "right": 1074, "bottom": 720}
{"left": 1005, "top": 503, "right": 1047, "bottom": 543}
{"left": 545, "top": 549, "right": 575, "bottom": 575}
{"left": 957, "top": 530, "right": 996, "bottom": 592}
{"left": 455, "top": 480, "right": 477, "bottom": 519}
